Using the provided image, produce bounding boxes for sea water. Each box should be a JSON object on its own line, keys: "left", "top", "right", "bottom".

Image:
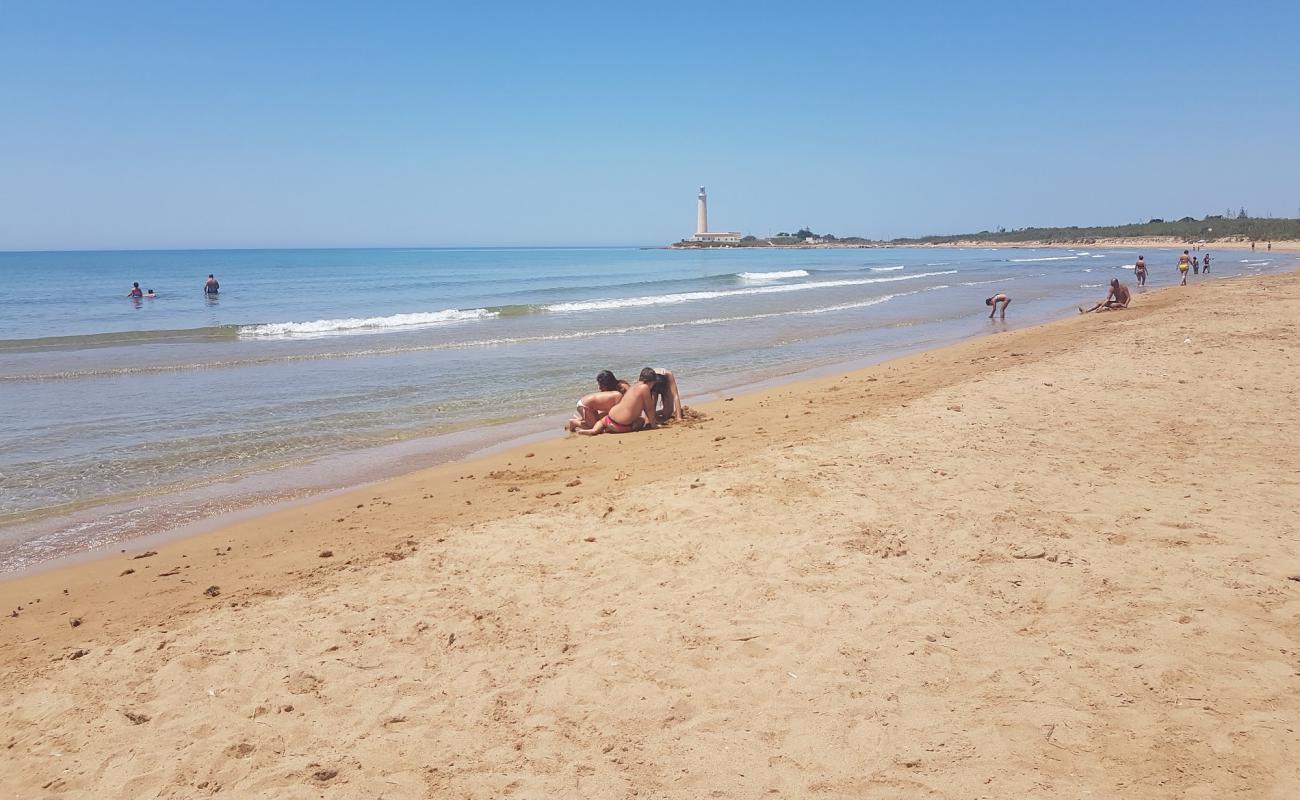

{"left": 0, "top": 246, "right": 1288, "bottom": 571}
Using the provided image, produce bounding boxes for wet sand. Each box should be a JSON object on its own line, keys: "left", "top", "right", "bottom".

{"left": 2, "top": 271, "right": 1298, "bottom": 798}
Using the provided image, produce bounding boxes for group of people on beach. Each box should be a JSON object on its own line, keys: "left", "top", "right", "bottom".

{"left": 566, "top": 368, "right": 681, "bottom": 435}
{"left": 1175, "top": 250, "right": 1210, "bottom": 285}
{"left": 126, "top": 274, "right": 221, "bottom": 298}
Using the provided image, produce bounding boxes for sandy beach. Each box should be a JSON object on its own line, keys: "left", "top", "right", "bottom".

{"left": 3, "top": 271, "right": 1297, "bottom": 798}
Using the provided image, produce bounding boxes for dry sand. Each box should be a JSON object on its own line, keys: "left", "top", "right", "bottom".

{"left": 2, "top": 272, "right": 1298, "bottom": 799}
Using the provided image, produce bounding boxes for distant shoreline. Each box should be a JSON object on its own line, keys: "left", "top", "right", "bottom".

{"left": 670, "top": 237, "right": 1300, "bottom": 252}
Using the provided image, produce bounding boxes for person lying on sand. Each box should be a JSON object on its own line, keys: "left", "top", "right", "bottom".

{"left": 649, "top": 368, "right": 682, "bottom": 421}
{"left": 985, "top": 293, "right": 1010, "bottom": 319}
{"left": 1079, "top": 278, "right": 1131, "bottom": 313}
{"left": 567, "top": 370, "right": 628, "bottom": 432}
{"left": 576, "top": 368, "right": 660, "bottom": 435}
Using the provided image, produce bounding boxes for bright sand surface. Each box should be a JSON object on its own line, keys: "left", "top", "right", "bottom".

{"left": 2, "top": 271, "right": 1297, "bottom": 798}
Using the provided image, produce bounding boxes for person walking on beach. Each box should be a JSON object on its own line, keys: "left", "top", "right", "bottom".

{"left": 1079, "top": 279, "right": 1131, "bottom": 313}
{"left": 1202, "top": 253, "right": 1211, "bottom": 273}
{"left": 127, "top": 282, "right": 143, "bottom": 298}
{"left": 985, "top": 293, "right": 1010, "bottom": 319}
{"left": 1134, "top": 256, "right": 1147, "bottom": 286}
{"left": 1178, "top": 250, "right": 1191, "bottom": 285}
{"left": 576, "top": 368, "right": 660, "bottom": 436}
{"left": 204, "top": 274, "right": 220, "bottom": 294}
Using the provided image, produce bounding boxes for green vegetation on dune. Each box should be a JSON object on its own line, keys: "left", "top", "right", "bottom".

{"left": 888, "top": 214, "right": 1300, "bottom": 245}
{"left": 673, "top": 215, "right": 1300, "bottom": 248}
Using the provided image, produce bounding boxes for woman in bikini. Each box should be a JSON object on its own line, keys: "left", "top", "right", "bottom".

{"left": 567, "top": 370, "right": 628, "bottom": 432}
{"left": 576, "top": 368, "right": 659, "bottom": 436}
{"left": 1177, "top": 250, "right": 1191, "bottom": 286}
{"left": 985, "top": 293, "right": 1010, "bottom": 319}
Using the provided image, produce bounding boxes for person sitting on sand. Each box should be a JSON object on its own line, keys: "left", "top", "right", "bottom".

{"left": 567, "top": 369, "right": 629, "bottom": 432}
{"left": 985, "top": 293, "right": 1010, "bottom": 319}
{"left": 649, "top": 368, "right": 682, "bottom": 421}
{"left": 127, "top": 282, "right": 143, "bottom": 298}
{"left": 576, "top": 368, "right": 660, "bottom": 435}
{"left": 1134, "top": 255, "right": 1147, "bottom": 287}
{"left": 1079, "top": 278, "right": 1131, "bottom": 313}
{"left": 1178, "top": 250, "right": 1191, "bottom": 285}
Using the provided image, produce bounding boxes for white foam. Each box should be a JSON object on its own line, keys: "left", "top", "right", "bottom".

{"left": 239, "top": 308, "right": 496, "bottom": 339}
{"left": 735, "top": 269, "right": 810, "bottom": 282}
{"left": 543, "top": 270, "right": 957, "bottom": 313}
{"left": 869, "top": 265, "right": 905, "bottom": 272}
{"left": 1009, "top": 255, "right": 1079, "bottom": 262}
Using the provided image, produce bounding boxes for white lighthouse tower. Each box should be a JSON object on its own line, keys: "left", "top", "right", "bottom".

{"left": 696, "top": 186, "right": 708, "bottom": 236}
{"left": 688, "top": 186, "right": 741, "bottom": 243}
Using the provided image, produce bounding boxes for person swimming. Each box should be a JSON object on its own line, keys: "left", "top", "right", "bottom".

{"left": 127, "top": 282, "right": 143, "bottom": 298}
{"left": 144, "top": 289, "right": 156, "bottom": 298}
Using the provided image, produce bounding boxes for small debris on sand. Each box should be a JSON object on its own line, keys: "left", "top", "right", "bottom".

{"left": 123, "top": 711, "right": 151, "bottom": 725}
{"left": 319, "top": 550, "right": 333, "bottom": 558}
{"left": 566, "top": 478, "right": 582, "bottom": 487}
{"left": 1013, "top": 548, "right": 1047, "bottom": 560}
{"left": 203, "top": 586, "right": 221, "bottom": 598}
{"left": 69, "top": 617, "right": 83, "bottom": 628}
{"left": 120, "top": 569, "right": 135, "bottom": 576}
{"left": 132, "top": 551, "right": 158, "bottom": 560}
{"left": 310, "top": 769, "right": 338, "bottom": 783}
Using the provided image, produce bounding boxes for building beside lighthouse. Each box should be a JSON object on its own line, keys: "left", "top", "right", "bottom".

{"left": 688, "top": 186, "right": 742, "bottom": 243}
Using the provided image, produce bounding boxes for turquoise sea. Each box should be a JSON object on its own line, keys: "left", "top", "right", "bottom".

{"left": 0, "top": 245, "right": 1289, "bottom": 572}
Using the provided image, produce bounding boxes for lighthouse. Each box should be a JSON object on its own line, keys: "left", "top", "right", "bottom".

{"left": 697, "top": 186, "right": 708, "bottom": 236}
{"left": 687, "top": 186, "right": 741, "bottom": 243}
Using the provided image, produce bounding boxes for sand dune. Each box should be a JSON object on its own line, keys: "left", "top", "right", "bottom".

{"left": 2, "top": 272, "right": 1298, "bottom": 798}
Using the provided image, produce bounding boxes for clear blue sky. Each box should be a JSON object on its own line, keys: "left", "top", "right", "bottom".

{"left": 2, "top": 0, "right": 1298, "bottom": 249}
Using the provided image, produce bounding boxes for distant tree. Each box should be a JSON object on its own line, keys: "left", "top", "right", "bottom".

{"left": 1147, "top": 218, "right": 1164, "bottom": 224}
{"left": 794, "top": 227, "right": 816, "bottom": 239}
{"left": 741, "top": 235, "right": 758, "bottom": 241}
{"left": 1238, "top": 207, "right": 1248, "bottom": 219}
{"left": 1178, "top": 216, "right": 1195, "bottom": 223}
{"left": 775, "top": 231, "right": 790, "bottom": 237}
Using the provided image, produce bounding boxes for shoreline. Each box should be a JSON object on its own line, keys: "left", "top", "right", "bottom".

{"left": 3, "top": 270, "right": 1297, "bottom": 796}
{"left": 0, "top": 270, "right": 1280, "bottom": 635}
{"left": 670, "top": 238, "right": 1300, "bottom": 252}
{"left": 0, "top": 278, "right": 1093, "bottom": 576}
